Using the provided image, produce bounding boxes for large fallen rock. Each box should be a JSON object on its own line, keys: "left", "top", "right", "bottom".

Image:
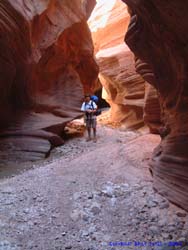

{"left": 88, "top": 0, "right": 145, "bottom": 129}
{"left": 123, "top": 0, "right": 188, "bottom": 210}
{"left": 0, "top": 0, "right": 98, "bottom": 161}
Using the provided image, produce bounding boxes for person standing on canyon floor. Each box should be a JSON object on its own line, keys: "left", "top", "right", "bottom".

{"left": 81, "top": 94, "right": 97, "bottom": 142}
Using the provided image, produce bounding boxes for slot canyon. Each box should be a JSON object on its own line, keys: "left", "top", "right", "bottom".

{"left": 0, "top": 0, "right": 188, "bottom": 249}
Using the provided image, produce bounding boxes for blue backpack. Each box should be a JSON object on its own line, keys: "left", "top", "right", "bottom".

{"left": 90, "top": 95, "right": 99, "bottom": 103}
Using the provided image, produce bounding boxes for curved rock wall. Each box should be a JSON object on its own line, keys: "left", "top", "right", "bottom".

{"left": 123, "top": 0, "right": 188, "bottom": 210}
{"left": 88, "top": 0, "right": 145, "bottom": 129}
{"left": 144, "top": 84, "right": 162, "bottom": 134}
{"left": 0, "top": 0, "right": 98, "bottom": 162}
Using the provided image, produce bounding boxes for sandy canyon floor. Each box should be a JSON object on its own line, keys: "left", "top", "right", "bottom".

{"left": 0, "top": 116, "right": 188, "bottom": 250}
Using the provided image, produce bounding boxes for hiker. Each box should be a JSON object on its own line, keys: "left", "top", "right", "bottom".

{"left": 81, "top": 94, "right": 97, "bottom": 142}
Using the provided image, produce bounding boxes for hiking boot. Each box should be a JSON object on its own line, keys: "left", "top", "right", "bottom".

{"left": 93, "top": 137, "right": 97, "bottom": 143}
{"left": 86, "top": 137, "right": 91, "bottom": 142}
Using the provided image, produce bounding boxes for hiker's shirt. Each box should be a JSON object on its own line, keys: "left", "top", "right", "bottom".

{"left": 81, "top": 101, "right": 97, "bottom": 120}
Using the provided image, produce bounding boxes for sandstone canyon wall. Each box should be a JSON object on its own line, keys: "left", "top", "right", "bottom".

{"left": 88, "top": 0, "right": 146, "bottom": 129}
{"left": 123, "top": 0, "right": 188, "bottom": 210}
{"left": 0, "top": 0, "right": 98, "bottom": 162}
{"left": 144, "top": 84, "right": 162, "bottom": 134}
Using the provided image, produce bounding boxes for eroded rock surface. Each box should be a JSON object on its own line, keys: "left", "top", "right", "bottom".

{"left": 0, "top": 0, "right": 98, "bottom": 161}
{"left": 123, "top": 0, "right": 188, "bottom": 210}
{"left": 88, "top": 0, "right": 145, "bottom": 129}
{"left": 144, "top": 84, "right": 162, "bottom": 134}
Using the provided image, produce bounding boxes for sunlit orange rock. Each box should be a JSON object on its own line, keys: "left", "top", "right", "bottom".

{"left": 123, "top": 0, "right": 188, "bottom": 210}
{"left": 88, "top": 0, "right": 145, "bottom": 129}
{"left": 0, "top": 0, "right": 98, "bottom": 161}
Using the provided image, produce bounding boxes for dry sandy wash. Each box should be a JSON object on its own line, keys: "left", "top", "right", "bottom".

{"left": 0, "top": 116, "right": 188, "bottom": 250}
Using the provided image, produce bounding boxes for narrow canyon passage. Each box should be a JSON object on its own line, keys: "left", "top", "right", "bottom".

{"left": 1, "top": 0, "right": 188, "bottom": 249}
{"left": 0, "top": 121, "right": 188, "bottom": 249}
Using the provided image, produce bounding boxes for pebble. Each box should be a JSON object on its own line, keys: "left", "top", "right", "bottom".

{"left": 146, "top": 200, "right": 158, "bottom": 208}
{"left": 168, "top": 225, "right": 176, "bottom": 233}
{"left": 150, "top": 211, "right": 159, "bottom": 221}
{"left": 159, "top": 201, "right": 170, "bottom": 209}
{"left": 88, "top": 225, "right": 96, "bottom": 234}
{"left": 140, "top": 190, "right": 147, "bottom": 197}
{"left": 151, "top": 198, "right": 159, "bottom": 204}
{"left": 90, "top": 206, "right": 101, "bottom": 215}
{"left": 81, "top": 230, "right": 90, "bottom": 237}
{"left": 126, "top": 221, "right": 132, "bottom": 226}
{"left": 87, "top": 193, "right": 93, "bottom": 199}
{"left": 91, "top": 235, "right": 96, "bottom": 241}
{"left": 82, "top": 214, "right": 90, "bottom": 221}
{"left": 162, "top": 232, "right": 170, "bottom": 239}
{"left": 181, "top": 231, "right": 188, "bottom": 238}
{"left": 131, "top": 219, "right": 140, "bottom": 225}
{"left": 176, "top": 211, "right": 187, "bottom": 217}
{"left": 65, "top": 245, "right": 72, "bottom": 249}
{"left": 73, "top": 192, "right": 81, "bottom": 200}
{"left": 149, "top": 225, "right": 159, "bottom": 235}
{"left": 147, "top": 235, "right": 153, "bottom": 240}
{"left": 101, "top": 190, "right": 113, "bottom": 198}
{"left": 133, "top": 184, "right": 143, "bottom": 191}
{"left": 177, "top": 221, "right": 185, "bottom": 229}
{"left": 158, "top": 219, "right": 167, "bottom": 227}
{"left": 70, "top": 210, "right": 80, "bottom": 221}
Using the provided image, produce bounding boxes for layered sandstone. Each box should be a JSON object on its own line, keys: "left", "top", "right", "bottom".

{"left": 144, "top": 84, "right": 162, "bottom": 134}
{"left": 88, "top": 0, "right": 145, "bottom": 129}
{"left": 123, "top": 0, "right": 188, "bottom": 210}
{"left": 0, "top": 0, "right": 98, "bottom": 161}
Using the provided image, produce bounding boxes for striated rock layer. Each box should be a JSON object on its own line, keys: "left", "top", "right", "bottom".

{"left": 88, "top": 0, "right": 145, "bottom": 129}
{"left": 0, "top": 0, "right": 98, "bottom": 161}
{"left": 123, "top": 0, "right": 188, "bottom": 210}
{"left": 144, "top": 84, "right": 162, "bottom": 134}
{"left": 97, "top": 45, "right": 145, "bottom": 129}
